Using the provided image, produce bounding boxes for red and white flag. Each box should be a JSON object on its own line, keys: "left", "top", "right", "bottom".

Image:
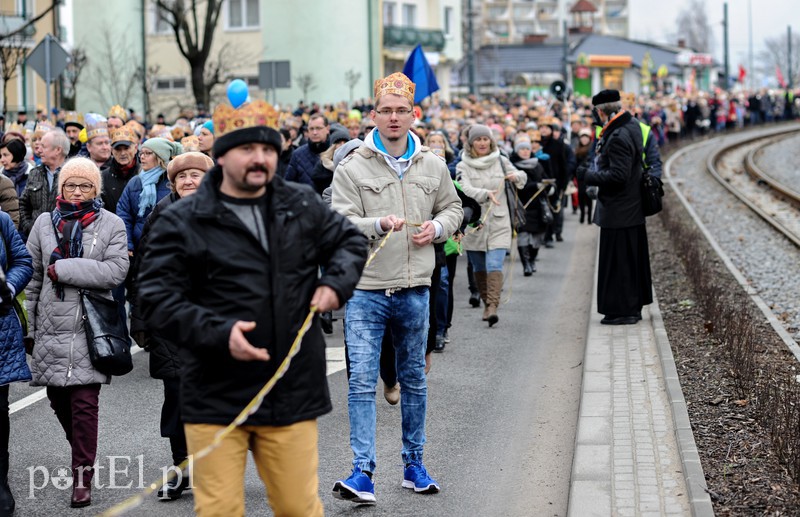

{"left": 738, "top": 64, "right": 747, "bottom": 83}
{"left": 776, "top": 65, "right": 787, "bottom": 88}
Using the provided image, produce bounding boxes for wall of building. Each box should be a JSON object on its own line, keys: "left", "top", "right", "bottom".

{"left": 260, "top": 0, "right": 374, "bottom": 108}
{"left": 71, "top": 0, "right": 145, "bottom": 116}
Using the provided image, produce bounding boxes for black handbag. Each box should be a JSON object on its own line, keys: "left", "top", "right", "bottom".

{"left": 540, "top": 197, "right": 554, "bottom": 225}
{"left": 641, "top": 170, "right": 664, "bottom": 216}
{"left": 80, "top": 290, "right": 133, "bottom": 376}
{"left": 500, "top": 158, "right": 526, "bottom": 232}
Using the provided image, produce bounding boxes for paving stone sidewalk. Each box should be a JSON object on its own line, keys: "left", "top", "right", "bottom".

{"left": 567, "top": 286, "right": 715, "bottom": 516}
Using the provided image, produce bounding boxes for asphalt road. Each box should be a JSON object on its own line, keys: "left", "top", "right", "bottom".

{"left": 8, "top": 214, "right": 596, "bottom": 516}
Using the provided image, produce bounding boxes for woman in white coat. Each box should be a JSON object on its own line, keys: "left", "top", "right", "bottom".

{"left": 456, "top": 125, "right": 526, "bottom": 327}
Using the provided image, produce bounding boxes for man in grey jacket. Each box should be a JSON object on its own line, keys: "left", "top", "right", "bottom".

{"left": 331, "top": 72, "right": 462, "bottom": 505}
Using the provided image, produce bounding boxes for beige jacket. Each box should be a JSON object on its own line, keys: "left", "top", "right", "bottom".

{"left": 457, "top": 152, "right": 527, "bottom": 251}
{"left": 332, "top": 145, "right": 462, "bottom": 290}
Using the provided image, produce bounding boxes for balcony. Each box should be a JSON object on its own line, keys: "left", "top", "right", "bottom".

{"left": 384, "top": 26, "right": 446, "bottom": 52}
{"left": 0, "top": 13, "right": 36, "bottom": 38}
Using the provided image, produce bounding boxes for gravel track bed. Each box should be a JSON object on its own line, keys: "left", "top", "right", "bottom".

{"left": 754, "top": 133, "right": 800, "bottom": 190}
{"left": 668, "top": 127, "right": 800, "bottom": 341}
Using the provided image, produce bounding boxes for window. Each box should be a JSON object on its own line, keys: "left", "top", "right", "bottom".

{"left": 402, "top": 3, "right": 416, "bottom": 28}
{"left": 227, "top": 0, "right": 259, "bottom": 30}
{"left": 152, "top": 3, "right": 173, "bottom": 35}
{"left": 246, "top": 76, "right": 259, "bottom": 87}
{"left": 154, "top": 77, "right": 187, "bottom": 92}
{"left": 444, "top": 6, "right": 453, "bottom": 37}
{"left": 384, "top": 2, "right": 396, "bottom": 25}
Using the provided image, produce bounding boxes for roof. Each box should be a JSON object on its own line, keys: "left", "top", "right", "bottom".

{"left": 455, "top": 44, "right": 566, "bottom": 85}
{"left": 570, "top": 0, "right": 598, "bottom": 13}
{"left": 568, "top": 34, "right": 687, "bottom": 74}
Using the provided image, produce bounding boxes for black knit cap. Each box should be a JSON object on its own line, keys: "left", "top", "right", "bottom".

{"left": 212, "top": 126, "right": 282, "bottom": 157}
{"left": 64, "top": 121, "right": 84, "bottom": 131}
{"left": 591, "top": 89, "right": 621, "bottom": 106}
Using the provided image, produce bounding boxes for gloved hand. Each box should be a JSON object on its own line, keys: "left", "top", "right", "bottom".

{"left": 586, "top": 186, "right": 599, "bottom": 199}
{"left": 47, "top": 264, "right": 59, "bottom": 283}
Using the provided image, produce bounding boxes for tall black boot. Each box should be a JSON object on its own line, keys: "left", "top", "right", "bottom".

{"left": 0, "top": 452, "right": 14, "bottom": 515}
{"left": 528, "top": 246, "right": 538, "bottom": 273}
{"left": 518, "top": 247, "right": 533, "bottom": 276}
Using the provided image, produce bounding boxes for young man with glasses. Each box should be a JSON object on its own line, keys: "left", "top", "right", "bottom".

{"left": 331, "top": 72, "right": 462, "bottom": 505}
{"left": 285, "top": 113, "right": 330, "bottom": 187}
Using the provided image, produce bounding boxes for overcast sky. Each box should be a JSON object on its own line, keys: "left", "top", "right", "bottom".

{"left": 629, "top": 0, "right": 799, "bottom": 72}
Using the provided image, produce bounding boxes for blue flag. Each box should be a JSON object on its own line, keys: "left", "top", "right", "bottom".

{"left": 402, "top": 44, "right": 440, "bottom": 104}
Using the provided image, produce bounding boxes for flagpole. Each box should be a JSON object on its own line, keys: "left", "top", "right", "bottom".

{"left": 748, "top": 0, "right": 754, "bottom": 90}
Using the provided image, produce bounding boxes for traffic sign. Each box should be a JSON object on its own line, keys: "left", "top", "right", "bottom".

{"left": 25, "top": 34, "right": 71, "bottom": 117}
{"left": 26, "top": 34, "right": 70, "bottom": 84}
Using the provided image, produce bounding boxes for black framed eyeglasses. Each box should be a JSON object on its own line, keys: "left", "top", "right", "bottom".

{"left": 63, "top": 183, "right": 94, "bottom": 193}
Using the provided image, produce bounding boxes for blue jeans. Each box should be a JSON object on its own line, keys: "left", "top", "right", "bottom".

{"left": 467, "top": 249, "right": 506, "bottom": 273}
{"left": 344, "top": 287, "right": 430, "bottom": 473}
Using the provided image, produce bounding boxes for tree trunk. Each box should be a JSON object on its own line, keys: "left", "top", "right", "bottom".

{"left": 190, "top": 62, "right": 206, "bottom": 111}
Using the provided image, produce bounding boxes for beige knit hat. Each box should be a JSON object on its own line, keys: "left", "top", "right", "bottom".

{"left": 167, "top": 151, "right": 213, "bottom": 185}
{"left": 58, "top": 157, "right": 102, "bottom": 195}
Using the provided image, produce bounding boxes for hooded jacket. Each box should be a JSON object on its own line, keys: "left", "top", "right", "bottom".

{"left": 331, "top": 130, "right": 462, "bottom": 291}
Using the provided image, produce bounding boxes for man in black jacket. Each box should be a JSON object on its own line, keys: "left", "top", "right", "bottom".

{"left": 100, "top": 126, "right": 141, "bottom": 214}
{"left": 138, "top": 100, "right": 368, "bottom": 516}
{"left": 585, "top": 90, "right": 653, "bottom": 325}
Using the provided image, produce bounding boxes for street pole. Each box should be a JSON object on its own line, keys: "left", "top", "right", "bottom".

{"left": 44, "top": 35, "right": 52, "bottom": 118}
{"left": 723, "top": 3, "right": 729, "bottom": 90}
{"left": 562, "top": 20, "right": 568, "bottom": 82}
{"left": 748, "top": 0, "right": 754, "bottom": 90}
{"left": 789, "top": 26, "right": 794, "bottom": 89}
{"left": 467, "top": 0, "right": 476, "bottom": 95}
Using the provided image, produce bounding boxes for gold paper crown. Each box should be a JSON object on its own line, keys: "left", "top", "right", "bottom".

{"left": 108, "top": 105, "right": 128, "bottom": 122}
{"left": 64, "top": 111, "right": 84, "bottom": 126}
{"left": 620, "top": 92, "right": 636, "bottom": 108}
{"left": 181, "top": 135, "right": 200, "bottom": 152}
{"left": 33, "top": 122, "right": 54, "bottom": 138}
{"left": 213, "top": 100, "right": 279, "bottom": 138}
{"left": 125, "top": 120, "right": 144, "bottom": 141}
{"left": 110, "top": 126, "right": 137, "bottom": 145}
{"left": 373, "top": 72, "right": 415, "bottom": 103}
{"left": 5, "top": 123, "right": 24, "bottom": 135}
{"left": 84, "top": 113, "right": 109, "bottom": 141}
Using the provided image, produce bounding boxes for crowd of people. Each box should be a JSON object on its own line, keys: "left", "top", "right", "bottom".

{"left": 0, "top": 80, "right": 794, "bottom": 515}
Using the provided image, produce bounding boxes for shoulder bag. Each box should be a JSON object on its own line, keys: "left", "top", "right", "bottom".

{"left": 80, "top": 289, "right": 133, "bottom": 376}
{"left": 499, "top": 157, "right": 526, "bottom": 232}
{"left": 641, "top": 170, "right": 664, "bottom": 216}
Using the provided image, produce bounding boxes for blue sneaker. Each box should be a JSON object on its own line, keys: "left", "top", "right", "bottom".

{"left": 402, "top": 462, "right": 440, "bottom": 494}
{"left": 332, "top": 468, "right": 376, "bottom": 504}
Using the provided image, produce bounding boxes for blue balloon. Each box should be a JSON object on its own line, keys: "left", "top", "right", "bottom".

{"left": 227, "top": 79, "right": 249, "bottom": 108}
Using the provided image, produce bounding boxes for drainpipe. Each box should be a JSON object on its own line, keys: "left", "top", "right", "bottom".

{"left": 142, "top": 0, "right": 148, "bottom": 120}
{"left": 368, "top": 0, "right": 374, "bottom": 96}
{"left": 21, "top": 0, "right": 28, "bottom": 113}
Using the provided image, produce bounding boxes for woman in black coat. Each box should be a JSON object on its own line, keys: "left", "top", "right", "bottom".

{"left": 130, "top": 152, "right": 213, "bottom": 501}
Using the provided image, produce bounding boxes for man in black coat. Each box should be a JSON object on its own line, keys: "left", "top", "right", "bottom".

{"left": 138, "top": 100, "right": 368, "bottom": 516}
{"left": 585, "top": 90, "right": 653, "bottom": 325}
{"left": 540, "top": 118, "right": 569, "bottom": 246}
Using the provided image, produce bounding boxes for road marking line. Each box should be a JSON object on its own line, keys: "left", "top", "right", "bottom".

{"left": 11, "top": 346, "right": 346, "bottom": 415}
{"left": 10, "top": 346, "right": 144, "bottom": 415}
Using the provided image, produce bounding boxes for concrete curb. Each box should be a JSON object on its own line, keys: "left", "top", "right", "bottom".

{"left": 648, "top": 294, "right": 715, "bottom": 516}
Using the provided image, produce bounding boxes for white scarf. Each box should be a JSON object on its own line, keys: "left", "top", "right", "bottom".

{"left": 460, "top": 149, "right": 501, "bottom": 170}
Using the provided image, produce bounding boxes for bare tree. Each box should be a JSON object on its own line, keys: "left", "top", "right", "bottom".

{"left": 153, "top": 0, "right": 224, "bottom": 110}
{"left": 61, "top": 47, "right": 88, "bottom": 111}
{"left": 0, "top": 35, "right": 29, "bottom": 116}
{"left": 758, "top": 33, "right": 800, "bottom": 88}
{"left": 85, "top": 28, "right": 143, "bottom": 109}
{"left": 142, "top": 63, "right": 161, "bottom": 120}
{"left": 344, "top": 69, "right": 362, "bottom": 103}
{"left": 295, "top": 73, "right": 317, "bottom": 102}
{"left": 673, "top": 0, "right": 713, "bottom": 53}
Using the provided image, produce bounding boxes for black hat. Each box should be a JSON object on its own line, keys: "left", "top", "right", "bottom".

{"left": 591, "top": 89, "right": 621, "bottom": 106}
{"left": 213, "top": 126, "right": 282, "bottom": 158}
{"left": 64, "top": 121, "right": 84, "bottom": 131}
